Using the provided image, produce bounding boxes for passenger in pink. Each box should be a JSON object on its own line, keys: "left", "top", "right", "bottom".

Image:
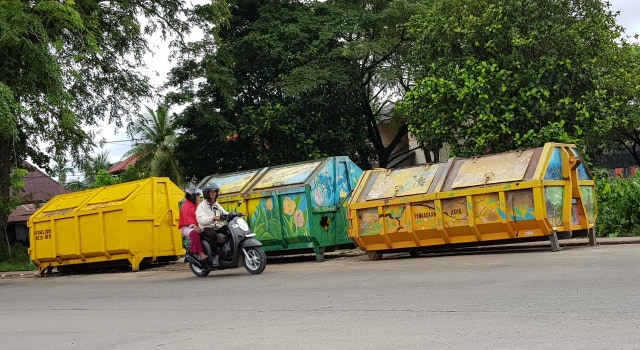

{"left": 179, "top": 186, "right": 207, "bottom": 260}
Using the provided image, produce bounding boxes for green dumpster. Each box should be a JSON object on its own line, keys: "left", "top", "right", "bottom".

{"left": 199, "top": 157, "right": 363, "bottom": 261}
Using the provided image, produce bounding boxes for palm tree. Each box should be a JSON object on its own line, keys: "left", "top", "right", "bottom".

{"left": 125, "top": 105, "right": 183, "bottom": 187}
{"left": 81, "top": 150, "right": 112, "bottom": 185}
{"left": 51, "top": 153, "right": 73, "bottom": 186}
{"left": 63, "top": 150, "right": 113, "bottom": 191}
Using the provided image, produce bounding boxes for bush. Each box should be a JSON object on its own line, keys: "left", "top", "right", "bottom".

{"left": 0, "top": 244, "right": 36, "bottom": 272}
{"left": 595, "top": 172, "right": 640, "bottom": 237}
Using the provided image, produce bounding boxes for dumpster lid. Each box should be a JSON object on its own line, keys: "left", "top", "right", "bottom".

{"left": 365, "top": 164, "right": 440, "bottom": 200}
{"left": 451, "top": 149, "right": 534, "bottom": 188}
{"left": 85, "top": 182, "right": 140, "bottom": 206}
{"left": 40, "top": 190, "right": 98, "bottom": 213}
{"left": 205, "top": 170, "right": 263, "bottom": 194}
{"left": 252, "top": 161, "right": 322, "bottom": 190}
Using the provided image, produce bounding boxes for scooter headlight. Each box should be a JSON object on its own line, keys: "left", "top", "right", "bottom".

{"left": 236, "top": 217, "right": 250, "bottom": 232}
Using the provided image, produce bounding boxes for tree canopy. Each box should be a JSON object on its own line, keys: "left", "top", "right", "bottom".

{"left": 125, "top": 105, "right": 183, "bottom": 187}
{"left": 397, "top": 0, "right": 632, "bottom": 158}
{"left": 0, "top": 0, "right": 190, "bottom": 248}
{"left": 168, "top": 0, "right": 429, "bottom": 178}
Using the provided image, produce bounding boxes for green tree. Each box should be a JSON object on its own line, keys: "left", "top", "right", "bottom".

{"left": 168, "top": 0, "right": 426, "bottom": 178}
{"left": 584, "top": 42, "right": 640, "bottom": 166}
{"left": 397, "top": 0, "right": 624, "bottom": 157}
{"left": 51, "top": 153, "right": 73, "bottom": 186}
{"left": 79, "top": 150, "right": 112, "bottom": 186}
{"left": 125, "top": 105, "right": 183, "bottom": 186}
{"left": 0, "top": 0, "right": 190, "bottom": 248}
{"left": 1, "top": 168, "right": 27, "bottom": 256}
{"left": 318, "top": 0, "right": 429, "bottom": 166}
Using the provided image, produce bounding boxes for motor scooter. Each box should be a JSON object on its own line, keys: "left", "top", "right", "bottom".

{"left": 184, "top": 212, "right": 266, "bottom": 277}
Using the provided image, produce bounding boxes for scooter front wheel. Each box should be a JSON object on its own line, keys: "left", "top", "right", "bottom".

{"left": 243, "top": 247, "right": 267, "bottom": 275}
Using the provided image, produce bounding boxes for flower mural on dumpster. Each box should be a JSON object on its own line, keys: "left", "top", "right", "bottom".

{"left": 283, "top": 197, "right": 296, "bottom": 215}
{"left": 545, "top": 187, "right": 564, "bottom": 227}
{"left": 311, "top": 166, "right": 335, "bottom": 207}
{"left": 506, "top": 189, "right": 537, "bottom": 221}
{"left": 250, "top": 196, "right": 281, "bottom": 244}
{"left": 266, "top": 198, "right": 273, "bottom": 211}
{"left": 281, "top": 194, "right": 310, "bottom": 241}
{"left": 358, "top": 209, "right": 382, "bottom": 235}
{"left": 294, "top": 209, "right": 305, "bottom": 228}
{"left": 249, "top": 194, "right": 309, "bottom": 244}
{"left": 580, "top": 186, "right": 596, "bottom": 224}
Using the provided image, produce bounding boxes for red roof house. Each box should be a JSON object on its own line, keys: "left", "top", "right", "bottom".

{"left": 108, "top": 154, "right": 139, "bottom": 175}
{"left": 7, "top": 162, "right": 69, "bottom": 244}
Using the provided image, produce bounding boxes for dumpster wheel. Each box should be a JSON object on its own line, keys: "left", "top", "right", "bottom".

{"left": 367, "top": 251, "right": 383, "bottom": 261}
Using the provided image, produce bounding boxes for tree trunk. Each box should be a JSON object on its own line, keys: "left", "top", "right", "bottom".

{"left": 0, "top": 136, "right": 12, "bottom": 250}
{"left": 360, "top": 90, "right": 409, "bottom": 169}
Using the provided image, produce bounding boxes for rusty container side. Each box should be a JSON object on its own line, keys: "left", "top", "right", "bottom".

{"left": 348, "top": 143, "right": 597, "bottom": 259}
{"left": 28, "top": 177, "right": 185, "bottom": 274}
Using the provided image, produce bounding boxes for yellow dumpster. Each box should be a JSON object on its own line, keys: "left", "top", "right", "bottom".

{"left": 28, "top": 177, "right": 185, "bottom": 274}
{"left": 347, "top": 143, "right": 597, "bottom": 260}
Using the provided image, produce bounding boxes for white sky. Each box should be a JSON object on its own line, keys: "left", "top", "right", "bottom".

{"left": 94, "top": 0, "right": 640, "bottom": 166}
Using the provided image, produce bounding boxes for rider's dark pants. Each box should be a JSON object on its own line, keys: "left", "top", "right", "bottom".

{"left": 201, "top": 227, "right": 221, "bottom": 256}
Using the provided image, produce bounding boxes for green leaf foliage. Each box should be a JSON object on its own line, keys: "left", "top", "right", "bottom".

{"left": 398, "top": 0, "right": 625, "bottom": 157}
{"left": 595, "top": 172, "right": 640, "bottom": 237}
{"left": 0, "top": 0, "right": 190, "bottom": 249}
{"left": 582, "top": 43, "right": 640, "bottom": 166}
{"left": 169, "top": 0, "right": 429, "bottom": 178}
{"left": 126, "top": 105, "right": 183, "bottom": 187}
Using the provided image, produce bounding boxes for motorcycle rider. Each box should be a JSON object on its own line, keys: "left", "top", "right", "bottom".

{"left": 179, "top": 186, "right": 208, "bottom": 260}
{"left": 196, "top": 183, "right": 228, "bottom": 267}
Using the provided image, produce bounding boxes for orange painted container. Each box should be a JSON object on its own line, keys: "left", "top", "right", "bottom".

{"left": 347, "top": 143, "right": 597, "bottom": 260}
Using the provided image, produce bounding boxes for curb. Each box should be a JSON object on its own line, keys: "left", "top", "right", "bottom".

{"left": 3, "top": 238, "right": 640, "bottom": 279}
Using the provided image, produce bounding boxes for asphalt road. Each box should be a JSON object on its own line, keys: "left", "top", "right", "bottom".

{"left": 1, "top": 243, "right": 640, "bottom": 350}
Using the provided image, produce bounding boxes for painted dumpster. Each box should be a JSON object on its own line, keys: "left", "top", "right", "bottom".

{"left": 199, "top": 157, "right": 363, "bottom": 261}
{"left": 28, "top": 177, "right": 185, "bottom": 274}
{"left": 347, "top": 143, "right": 597, "bottom": 260}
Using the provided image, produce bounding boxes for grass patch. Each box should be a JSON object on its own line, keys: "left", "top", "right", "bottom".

{"left": 0, "top": 244, "right": 37, "bottom": 272}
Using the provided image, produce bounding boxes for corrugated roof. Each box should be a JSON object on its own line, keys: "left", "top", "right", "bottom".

{"left": 108, "top": 154, "right": 139, "bottom": 174}
{"left": 9, "top": 162, "right": 68, "bottom": 203}
{"left": 8, "top": 162, "right": 69, "bottom": 223}
{"left": 8, "top": 204, "right": 37, "bottom": 223}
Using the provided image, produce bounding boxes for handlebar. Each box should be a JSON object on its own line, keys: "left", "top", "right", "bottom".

{"left": 220, "top": 212, "right": 245, "bottom": 221}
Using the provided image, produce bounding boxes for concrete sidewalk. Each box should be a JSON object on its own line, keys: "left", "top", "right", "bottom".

{"left": 561, "top": 236, "right": 640, "bottom": 246}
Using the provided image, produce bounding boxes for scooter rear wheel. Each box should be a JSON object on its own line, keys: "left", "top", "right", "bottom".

{"left": 243, "top": 247, "right": 267, "bottom": 275}
{"left": 190, "top": 241, "right": 212, "bottom": 277}
{"left": 189, "top": 261, "right": 211, "bottom": 277}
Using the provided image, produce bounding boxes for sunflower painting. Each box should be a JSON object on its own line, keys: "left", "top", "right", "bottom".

{"left": 280, "top": 193, "right": 310, "bottom": 243}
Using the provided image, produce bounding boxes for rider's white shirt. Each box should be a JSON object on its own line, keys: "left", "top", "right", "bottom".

{"left": 196, "top": 200, "right": 228, "bottom": 229}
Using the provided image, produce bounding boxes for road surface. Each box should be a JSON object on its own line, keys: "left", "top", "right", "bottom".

{"left": 1, "top": 243, "right": 639, "bottom": 349}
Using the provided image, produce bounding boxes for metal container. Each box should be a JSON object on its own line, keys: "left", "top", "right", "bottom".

{"left": 199, "top": 157, "right": 363, "bottom": 261}
{"left": 28, "top": 177, "right": 185, "bottom": 274}
{"left": 347, "top": 143, "right": 597, "bottom": 260}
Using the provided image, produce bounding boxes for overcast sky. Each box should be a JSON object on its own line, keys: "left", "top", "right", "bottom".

{"left": 97, "top": 0, "right": 640, "bottom": 165}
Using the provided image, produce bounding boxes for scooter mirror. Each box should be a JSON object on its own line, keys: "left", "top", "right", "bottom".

{"left": 237, "top": 200, "right": 242, "bottom": 208}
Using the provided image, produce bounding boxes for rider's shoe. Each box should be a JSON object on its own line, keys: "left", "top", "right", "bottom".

{"left": 212, "top": 256, "right": 219, "bottom": 267}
